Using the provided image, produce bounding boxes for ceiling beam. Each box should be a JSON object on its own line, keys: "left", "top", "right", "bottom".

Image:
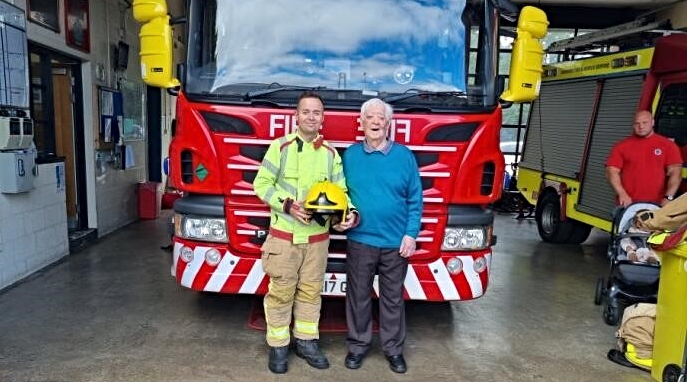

{"left": 518, "top": 4, "right": 644, "bottom": 29}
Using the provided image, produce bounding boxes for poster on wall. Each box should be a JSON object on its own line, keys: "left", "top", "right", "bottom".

{"left": 65, "top": 0, "right": 90, "bottom": 52}
{"left": 27, "top": 0, "right": 60, "bottom": 32}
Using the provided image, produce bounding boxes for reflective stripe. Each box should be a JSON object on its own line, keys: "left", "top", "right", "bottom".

{"left": 267, "top": 325, "right": 290, "bottom": 340}
{"left": 277, "top": 136, "right": 289, "bottom": 146}
{"left": 261, "top": 159, "right": 279, "bottom": 176}
{"left": 327, "top": 149, "right": 333, "bottom": 180}
{"left": 264, "top": 188, "right": 275, "bottom": 205}
{"left": 278, "top": 137, "right": 295, "bottom": 177}
{"left": 277, "top": 178, "right": 298, "bottom": 196}
{"left": 279, "top": 149, "right": 289, "bottom": 176}
{"left": 294, "top": 319, "right": 318, "bottom": 335}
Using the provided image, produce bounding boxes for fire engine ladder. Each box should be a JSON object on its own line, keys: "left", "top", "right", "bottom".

{"left": 546, "top": 17, "right": 673, "bottom": 55}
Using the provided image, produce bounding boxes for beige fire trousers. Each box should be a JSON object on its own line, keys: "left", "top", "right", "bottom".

{"left": 260, "top": 234, "right": 329, "bottom": 347}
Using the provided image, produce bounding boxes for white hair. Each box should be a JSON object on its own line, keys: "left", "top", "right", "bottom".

{"left": 360, "top": 98, "right": 393, "bottom": 120}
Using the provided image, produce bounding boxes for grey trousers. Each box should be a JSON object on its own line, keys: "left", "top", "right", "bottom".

{"left": 345, "top": 239, "right": 408, "bottom": 356}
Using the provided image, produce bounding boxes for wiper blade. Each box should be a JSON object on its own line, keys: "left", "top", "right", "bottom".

{"left": 245, "top": 85, "right": 327, "bottom": 99}
{"left": 382, "top": 91, "right": 466, "bottom": 104}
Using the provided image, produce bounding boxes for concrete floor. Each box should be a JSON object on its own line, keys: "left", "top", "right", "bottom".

{"left": 0, "top": 211, "right": 655, "bottom": 382}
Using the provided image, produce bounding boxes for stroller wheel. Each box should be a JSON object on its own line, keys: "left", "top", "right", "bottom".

{"left": 594, "top": 277, "right": 605, "bottom": 306}
{"left": 603, "top": 301, "right": 621, "bottom": 326}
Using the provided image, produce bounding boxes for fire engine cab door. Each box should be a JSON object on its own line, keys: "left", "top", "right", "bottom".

{"left": 576, "top": 75, "right": 646, "bottom": 219}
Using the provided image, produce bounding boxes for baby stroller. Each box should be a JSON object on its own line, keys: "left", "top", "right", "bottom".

{"left": 594, "top": 202, "right": 661, "bottom": 326}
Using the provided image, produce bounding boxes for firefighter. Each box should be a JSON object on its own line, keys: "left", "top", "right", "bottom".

{"left": 253, "top": 91, "right": 358, "bottom": 374}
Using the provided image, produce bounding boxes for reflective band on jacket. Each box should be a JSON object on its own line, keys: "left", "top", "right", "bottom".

{"left": 261, "top": 159, "right": 279, "bottom": 177}
{"left": 294, "top": 319, "right": 318, "bottom": 335}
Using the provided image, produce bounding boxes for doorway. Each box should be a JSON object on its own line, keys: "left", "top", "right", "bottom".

{"left": 29, "top": 45, "right": 90, "bottom": 246}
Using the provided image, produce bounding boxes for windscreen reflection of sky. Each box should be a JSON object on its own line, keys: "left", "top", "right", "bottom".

{"left": 212, "top": 0, "right": 467, "bottom": 93}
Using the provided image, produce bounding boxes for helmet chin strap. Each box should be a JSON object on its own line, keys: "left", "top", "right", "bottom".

{"left": 312, "top": 213, "right": 328, "bottom": 226}
{"left": 311, "top": 211, "right": 345, "bottom": 227}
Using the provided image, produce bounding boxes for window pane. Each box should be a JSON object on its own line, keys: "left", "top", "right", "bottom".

{"left": 499, "top": 52, "right": 511, "bottom": 75}
{"left": 502, "top": 103, "right": 521, "bottom": 126}
{"left": 469, "top": 51, "right": 477, "bottom": 75}
{"left": 500, "top": 36, "right": 514, "bottom": 50}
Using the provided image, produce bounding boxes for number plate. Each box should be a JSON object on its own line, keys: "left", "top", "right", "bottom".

{"left": 321, "top": 274, "right": 346, "bottom": 296}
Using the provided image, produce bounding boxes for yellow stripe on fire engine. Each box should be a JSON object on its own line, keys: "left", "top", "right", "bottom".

{"left": 542, "top": 47, "right": 654, "bottom": 81}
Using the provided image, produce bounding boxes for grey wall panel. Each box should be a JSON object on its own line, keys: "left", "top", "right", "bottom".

{"left": 577, "top": 75, "right": 645, "bottom": 219}
{"left": 521, "top": 80, "right": 597, "bottom": 178}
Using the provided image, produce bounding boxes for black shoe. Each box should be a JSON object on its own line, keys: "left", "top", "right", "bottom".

{"left": 294, "top": 339, "right": 330, "bottom": 369}
{"left": 344, "top": 352, "right": 365, "bottom": 369}
{"left": 386, "top": 354, "right": 407, "bottom": 374}
{"left": 268, "top": 346, "right": 289, "bottom": 374}
{"left": 607, "top": 349, "right": 643, "bottom": 370}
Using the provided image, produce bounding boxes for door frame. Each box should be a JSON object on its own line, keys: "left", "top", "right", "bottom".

{"left": 29, "top": 44, "right": 88, "bottom": 230}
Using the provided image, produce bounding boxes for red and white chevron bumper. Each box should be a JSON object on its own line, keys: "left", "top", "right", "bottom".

{"left": 172, "top": 242, "right": 491, "bottom": 301}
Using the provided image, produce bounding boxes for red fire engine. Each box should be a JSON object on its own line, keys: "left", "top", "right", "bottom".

{"left": 134, "top": 0, "right": 548, "bottom": 301}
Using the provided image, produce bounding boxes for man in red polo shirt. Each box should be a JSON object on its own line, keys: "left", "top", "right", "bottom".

{"left": 606, "top": 110, "right": 682, "bottom": 207}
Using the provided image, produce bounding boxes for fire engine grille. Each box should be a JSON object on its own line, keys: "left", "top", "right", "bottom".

{"left": 240, "top": 146, "right": 269, "bottom": 184}
{"left": 181, "top": 150, "right": 194, "bottom": 184}
{"left": 414, "top": 152, "right": 439, "bottom": 190}
{"left": 480, "top": 162, "right": 496, "bottom": 195}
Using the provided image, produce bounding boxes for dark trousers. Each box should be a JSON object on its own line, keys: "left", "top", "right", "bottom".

{"left": 345, "top": 239, "right": 408, "bottom": 356}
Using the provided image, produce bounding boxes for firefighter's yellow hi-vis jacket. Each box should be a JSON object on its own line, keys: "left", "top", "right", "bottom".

{"left": 253, "top": 132, "right": 348, "bottom": 243}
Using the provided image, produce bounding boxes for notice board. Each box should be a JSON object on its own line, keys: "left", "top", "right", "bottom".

{"left": 98, "top": 87, "right": 123, "bottom": 148}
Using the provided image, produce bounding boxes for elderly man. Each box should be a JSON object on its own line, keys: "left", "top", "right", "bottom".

{"left": 341, "top": 98, "right": 423, "bottom": 374}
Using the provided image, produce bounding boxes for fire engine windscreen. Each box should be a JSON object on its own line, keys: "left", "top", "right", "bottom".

{"left": 187, "top": 0, "right": 467, "bottom": 96}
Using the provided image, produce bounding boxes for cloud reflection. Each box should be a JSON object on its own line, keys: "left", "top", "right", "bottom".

{"left": 212, "top": 0, "right": 467, "bottom": 93}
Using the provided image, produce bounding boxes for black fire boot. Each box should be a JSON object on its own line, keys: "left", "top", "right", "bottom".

{"left": 268, "top": 346, "right": 289, "bottom": 374}
{"left": 294, "top": 339, "right": 330, "bottom": 369}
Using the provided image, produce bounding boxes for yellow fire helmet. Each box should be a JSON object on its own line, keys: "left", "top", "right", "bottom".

{"left": 304, "top": 180, "right": 348, "bottom": 223}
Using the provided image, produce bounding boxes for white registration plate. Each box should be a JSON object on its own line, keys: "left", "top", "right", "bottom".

{"left": 321, "top": 274, "right": 346, "bottom": 296}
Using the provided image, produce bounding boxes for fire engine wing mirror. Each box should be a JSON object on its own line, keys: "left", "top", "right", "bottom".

{"left": 133, "top": 0, "right": 180, "bottom": 89}
{"left": 500, "top": 6, "right": 549, "bottom": 103}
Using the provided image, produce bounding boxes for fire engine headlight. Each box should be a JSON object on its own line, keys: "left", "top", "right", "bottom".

{"left": 441, "top": 227, "right": 488, "bottom": 251}
{"left": 175, "top": 214, "right": 228, "bottom": 243}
